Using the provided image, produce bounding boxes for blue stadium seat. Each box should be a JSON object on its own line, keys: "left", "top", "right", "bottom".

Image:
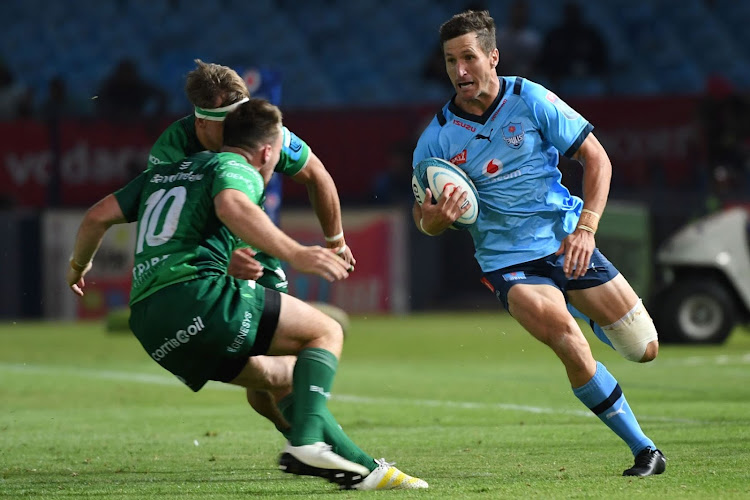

{"left": 3, "top": 0, "right": 749, "bottom": 110}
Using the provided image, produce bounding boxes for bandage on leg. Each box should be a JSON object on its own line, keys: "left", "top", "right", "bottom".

{"left": 601, "top": 300, "right": 658, "bottom": 362}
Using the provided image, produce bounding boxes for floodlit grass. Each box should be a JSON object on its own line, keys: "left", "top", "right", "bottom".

{"left": 1, "top": 313, "right": 750, "bottom": 499}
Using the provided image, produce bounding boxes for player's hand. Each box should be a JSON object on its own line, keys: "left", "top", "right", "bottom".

{"left": 556, "top": 229, "right": 596, "bottom": 279}
{"left": 227, "top": 247, "right": 264, "bottom": 280}
{"left": 67, "top": 260, "right": 93, "bottom": 297}
{"left": 419, "top": 187, "right": 470, "bottom": 235}
{"left": 291, "top": 245, "right": 351, "bottom": 282}
{"left": 326, "top": 238, "right": 356, "bottom": 272}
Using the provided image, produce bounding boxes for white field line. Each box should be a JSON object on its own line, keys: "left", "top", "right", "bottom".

{"left": 660, "top": 353, "right": 750, "bottom": 367}
{"left": 0, "top": 362, "right": 707, "bottom": 424}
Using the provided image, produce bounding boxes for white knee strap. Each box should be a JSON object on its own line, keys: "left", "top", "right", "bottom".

{"left": 601, "top": 299, "right": 658, "bottom": 362}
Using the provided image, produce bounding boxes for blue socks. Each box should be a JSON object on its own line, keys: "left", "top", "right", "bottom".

{"left": 573, "top": 362, "right": 655, "bottom": 456}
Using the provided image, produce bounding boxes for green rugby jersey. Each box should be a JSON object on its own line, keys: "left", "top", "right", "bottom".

{"left": 114, "top": 151, "right": 265, "bottom": 305}
{"left": 147, "top": 116, "right": 203, "bottom": 169}
{"left": 147, "top": 115, "right": 311, "bottom": 178}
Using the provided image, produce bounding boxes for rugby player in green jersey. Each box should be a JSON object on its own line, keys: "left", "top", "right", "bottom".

{"left": 66, "top": 99, "right": 427, "bottom": 491}
{"left": 145, "top": 60, "right": 368, "bottom": 476}
{"left": 144, "top": 60, "right": 355, "bottom": 438}
{"left": 107, "top": 59, "right": 402, "bottom": 488}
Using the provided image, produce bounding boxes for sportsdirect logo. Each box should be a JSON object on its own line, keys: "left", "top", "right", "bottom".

{"left": 150, "top": 316, "right": 205, "bottom": 361}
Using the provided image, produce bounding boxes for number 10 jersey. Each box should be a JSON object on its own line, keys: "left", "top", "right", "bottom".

{"left": 114, "top": 151, "right": 265, "bottom": 305}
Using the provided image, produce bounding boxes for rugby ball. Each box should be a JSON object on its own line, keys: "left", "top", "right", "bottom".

{"left": 412, "top": 157, "right": 479, "bottom": 229}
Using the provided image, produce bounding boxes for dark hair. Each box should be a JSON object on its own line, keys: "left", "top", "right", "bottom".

{"left": 185, "top": 59, "right": 249, "bottom": 109}
{"left": 439, "top": 10, "right": 497, "bottom": 55}
{"left": 222, "top": 98, "right": 282, "bottom": 151}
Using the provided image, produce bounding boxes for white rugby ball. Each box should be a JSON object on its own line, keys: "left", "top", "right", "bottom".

{"left": 412, "top": 157, "right": 479, "bottom": 229}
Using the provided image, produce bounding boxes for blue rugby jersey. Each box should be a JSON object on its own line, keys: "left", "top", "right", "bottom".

{"left": 413, "top": 76, "right": 593, "bottom": 272}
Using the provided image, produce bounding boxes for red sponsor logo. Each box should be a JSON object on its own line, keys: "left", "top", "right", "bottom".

{"left": 484, "top": 159, "right": 503, "bottom": 177}
{"left": 546, "top": 91, "right": 558, "bottom": 103}
{"left": 452, "top": 119, "right": 476, "bottom": 133}
{"left": 450, "top": 149, "right": 467, "bottom": 165}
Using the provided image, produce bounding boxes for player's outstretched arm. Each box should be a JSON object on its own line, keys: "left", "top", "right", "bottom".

{"left": 290, "top": 152, "right": 355, "bottom": 267}
{"left": 215, "top": 189, "right": 350, "bottom": 282}
{"left": 67, "top": 194, "right": 127, "bottom": 296}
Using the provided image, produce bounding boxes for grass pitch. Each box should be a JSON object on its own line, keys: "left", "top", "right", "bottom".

{"left": 1, "top": 313, "right": 749, "bottom": 499}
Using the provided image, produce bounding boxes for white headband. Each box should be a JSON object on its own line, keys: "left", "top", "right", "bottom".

{"left": 194, "top": 97, "right": 250, "bottom": 121}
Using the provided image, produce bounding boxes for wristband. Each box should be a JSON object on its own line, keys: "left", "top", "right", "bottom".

{"left": 577, "top": 224, "right": 596, "bottom": 234}
{"left": 335, "top": 244, "right": 348, "bottom": 255}
{"left": 577, "top": 209, "right": 600, "bottom": 233}
{"left": 69, "top": 259, "right": 89, "bottom": 272}
{"left": 419, "top": 218, "right": 436, "bottom": 236}
{"left": 324, "top": 231, "right": 344, "bottom": 243}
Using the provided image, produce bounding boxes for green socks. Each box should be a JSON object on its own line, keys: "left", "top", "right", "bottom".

{"left": 280, "top": 348, "right": 377, "bottom": 472}
{"left": 289, "top": 348, "right": 338, "bottom": 446}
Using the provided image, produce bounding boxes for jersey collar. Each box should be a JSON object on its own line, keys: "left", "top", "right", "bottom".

{"left": 448, "top": 77, "right": 507, "bottom": 125}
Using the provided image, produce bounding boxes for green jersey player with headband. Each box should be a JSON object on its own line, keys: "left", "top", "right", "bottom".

{"left": 106, "top": 60, "right": 370, "bottom": 482}
{"left": 150, "top": 61, "right": 355, "bottom": 290}
{"left": 148, "top": 59, "right": 366, "bottom": 464}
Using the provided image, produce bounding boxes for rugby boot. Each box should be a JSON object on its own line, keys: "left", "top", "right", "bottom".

{"left": 623, "top": 448, "right": 666, "bottom": 476}
{"left": 352, "top": 458, "right": 428, "bottom": 490}
{"left": 279, "top": 442, "right": 368, "bottom": 488}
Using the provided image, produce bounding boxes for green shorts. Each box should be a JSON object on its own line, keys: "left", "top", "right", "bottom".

{"left": 129, "top": 275, "right": 281, "bottom": 392}
{"left": 254, "top": 252, "right": 289, "bottom": 294}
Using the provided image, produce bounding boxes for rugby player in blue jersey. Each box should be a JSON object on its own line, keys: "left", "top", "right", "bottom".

{"left": 412, "top": 10, "right": 665, "bottom": 477}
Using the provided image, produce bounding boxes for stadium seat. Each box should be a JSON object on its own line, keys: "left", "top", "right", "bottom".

{"left": 3, "top": 0, "right": 750, "bottom": 109}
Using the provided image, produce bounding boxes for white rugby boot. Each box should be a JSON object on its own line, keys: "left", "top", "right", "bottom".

{"left": 353, "top": 458, "right": 429, "bottom": 490}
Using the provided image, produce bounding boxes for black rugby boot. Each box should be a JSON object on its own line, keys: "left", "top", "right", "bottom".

{"left": 623, "top": 448, "right": 666, "bottom": 476}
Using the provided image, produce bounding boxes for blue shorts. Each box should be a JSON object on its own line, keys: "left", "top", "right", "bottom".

{"left": 481, "top": 250, "right": 619, "bottom": 311}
